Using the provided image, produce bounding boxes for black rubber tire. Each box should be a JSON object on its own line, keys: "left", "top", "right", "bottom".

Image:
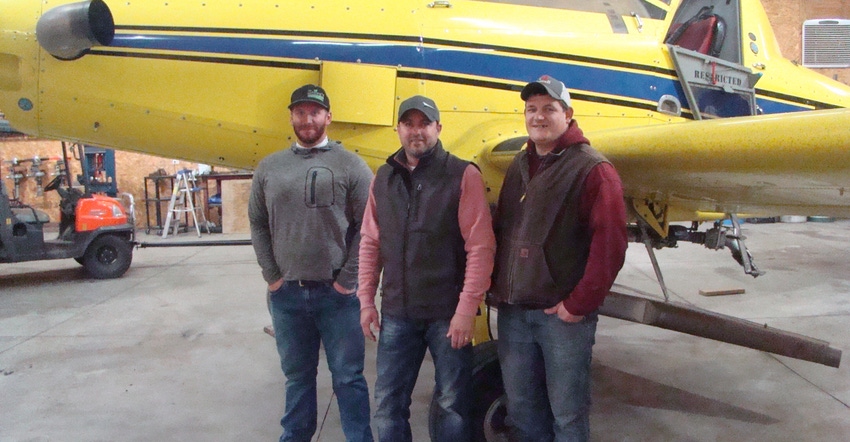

{"left": 428, "top": 339, "right": 509, "bottom": 441}
{"left": 82, "top": 235, "right": 133, "bottom": 279}
{"left": 73, "top": 257, "right": 85, "bottom": 265}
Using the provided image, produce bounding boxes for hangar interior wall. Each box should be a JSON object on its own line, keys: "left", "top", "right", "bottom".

{"left": 763, "top": 0, "right": 850, "bottom": 83}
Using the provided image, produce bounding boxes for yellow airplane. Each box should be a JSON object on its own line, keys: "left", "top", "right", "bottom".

{"left": 2, "top": 0, "right": 848, "bottom": 438}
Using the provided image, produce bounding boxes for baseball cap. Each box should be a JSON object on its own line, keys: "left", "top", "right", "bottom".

{"left": 520, "top": 75, "right": 571, "bottom": 108}
{"left": 397, "top": 95, "right": 440, "bottom": 122}
{"left": 289, "top": 84, "right": 330, "bottom": 110}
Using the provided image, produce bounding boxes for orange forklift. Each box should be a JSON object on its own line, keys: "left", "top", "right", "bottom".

{"left": 1, "top": 143, "right": 135, "bottom": 278}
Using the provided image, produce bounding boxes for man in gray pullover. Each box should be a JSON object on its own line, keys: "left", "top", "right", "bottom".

{"left": 249, "top": 84, "right": 374, "bottom": 442}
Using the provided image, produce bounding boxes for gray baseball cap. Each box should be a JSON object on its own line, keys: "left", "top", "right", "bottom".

{"left": 397, "top": 95, "right": 440, "bottom": 122}
{"left": 520, "top": 75, "right": 571, "bottom": 108}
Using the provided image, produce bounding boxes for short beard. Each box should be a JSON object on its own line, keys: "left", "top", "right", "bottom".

{"left": 295, "top": 126, "right": 325, "bottom": 146}
{"left": 405, "top": 141, "right": 436, "bottom": 159}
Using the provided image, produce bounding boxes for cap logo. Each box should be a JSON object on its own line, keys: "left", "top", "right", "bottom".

{"left": 307, "top": 90, "right": 325, "bottom": 102}
{"left": 397, "top": 95, "right": 440, "bottom": 122}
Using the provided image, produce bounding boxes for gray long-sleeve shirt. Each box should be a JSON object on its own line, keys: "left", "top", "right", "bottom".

{"left": 248, "top": 140, "right": 373, "bottom": 289}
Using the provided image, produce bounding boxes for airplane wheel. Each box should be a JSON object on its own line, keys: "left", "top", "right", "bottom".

{"left": 83, "top": 235, "right": 132, "bottom": 279}
{"left": 428, "top": 340, "right": 509, "bottom": 442}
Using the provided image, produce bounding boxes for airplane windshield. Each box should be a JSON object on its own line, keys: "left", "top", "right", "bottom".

{"left": 474, "top": 0, "right": 670, "bottom": 20}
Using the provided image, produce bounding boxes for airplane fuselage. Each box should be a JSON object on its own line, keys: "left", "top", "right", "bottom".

{"left": 2, "top": 0, "right": 850, "bottom": 218}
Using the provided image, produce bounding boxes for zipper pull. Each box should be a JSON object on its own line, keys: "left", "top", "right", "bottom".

{"left": 520, "top": 193, "right": 526, "bottom": 203}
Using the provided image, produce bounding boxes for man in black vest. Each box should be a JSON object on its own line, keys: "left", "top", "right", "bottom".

{"left": 357, "top": 95, "right": 496, "bottom": 441}
{"left": 491, "top": 76, "right": 628, "bottom": 441}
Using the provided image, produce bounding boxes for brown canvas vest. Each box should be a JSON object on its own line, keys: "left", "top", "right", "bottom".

{"left": 491, "top": 143, "right": 607, "bottom": 308}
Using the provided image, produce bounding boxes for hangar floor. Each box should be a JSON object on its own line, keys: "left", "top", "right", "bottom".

{"left": 1, "top": 219, "right": 849, "bottom": 441}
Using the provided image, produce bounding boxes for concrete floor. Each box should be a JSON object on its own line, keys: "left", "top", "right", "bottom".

{"left": 1, "top": 219, "right": 849, "bottom": 441}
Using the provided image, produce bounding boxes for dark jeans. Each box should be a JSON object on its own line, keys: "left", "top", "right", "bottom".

{"left": 373, "top": 315, "right": 473, "bottom": 442}
{"left": 498, "top": 305, "right": 598, "bottom": 442}
{"left": 269, "top": 281, "right": 373, "bottom": 442}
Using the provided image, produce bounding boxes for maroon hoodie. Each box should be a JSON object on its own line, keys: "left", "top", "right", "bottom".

{"left": 524, "top": 120, "right": 628, "bottom": 316}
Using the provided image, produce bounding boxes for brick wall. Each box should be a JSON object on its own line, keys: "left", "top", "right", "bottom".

{"left": 763, "top": 0, "right": 850, "bottom": 84}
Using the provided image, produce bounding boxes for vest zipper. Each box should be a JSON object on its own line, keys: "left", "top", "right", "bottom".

{"left": 402, "top": 182, "right": 423, "bottom": 312}
{"left": 413, "top": 183, "right": 422, "bottom": 221}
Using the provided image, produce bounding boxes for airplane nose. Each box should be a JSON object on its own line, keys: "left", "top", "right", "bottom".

{"left": 36, "top": 0, "right": 114, "bottom": 60}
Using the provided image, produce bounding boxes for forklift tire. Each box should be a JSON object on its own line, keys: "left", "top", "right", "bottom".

{"left": 428, "top": 339, "right": 509, "bottom": 442}
{"left": 83, "top": 235, "right": 133, "bottom": 279}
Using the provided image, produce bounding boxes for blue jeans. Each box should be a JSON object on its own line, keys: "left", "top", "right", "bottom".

{"left": 373, "top": 315, "right": 473, "bottom": 442}
{"left": 497, "top": 305, "right": 598, "bottom": 442}
{"left": 269, "top": 281, "right": 373, "bottom": 442}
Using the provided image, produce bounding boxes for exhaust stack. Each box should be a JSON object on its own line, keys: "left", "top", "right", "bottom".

{"left": 36, "top": 0, "right": 114, "bottom": 60}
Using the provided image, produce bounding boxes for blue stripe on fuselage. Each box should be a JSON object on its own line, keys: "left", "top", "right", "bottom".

{"left": 756, "top": 99, "right": 807, "bottom": 114}
{"left": 112, "top": 33, "right": 807, "bottom": 114}
{"left": 113, "top": 34, "right": 684, "bottom": 103}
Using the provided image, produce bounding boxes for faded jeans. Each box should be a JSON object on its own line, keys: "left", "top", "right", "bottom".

{"left": 269, "top": 280, "right": 373, "bottom": 442}
{"left": 373, "top": 315, "right": 473, "bottom": 442}
{"left": 497, "top": 305, "right": 598, "bottom": 442}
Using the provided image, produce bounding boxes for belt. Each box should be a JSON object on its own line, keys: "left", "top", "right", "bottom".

{"left": 286, "top": 279, "right": 329, "bottom": 288}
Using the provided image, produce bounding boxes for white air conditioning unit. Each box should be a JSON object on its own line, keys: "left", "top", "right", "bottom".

{"left": 802, "top": 19, "right": 850, "bottom": 68}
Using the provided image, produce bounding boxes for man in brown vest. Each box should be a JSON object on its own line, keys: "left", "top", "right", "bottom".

{"left": 491, "top": 76, "right": 628, "bottom": 441}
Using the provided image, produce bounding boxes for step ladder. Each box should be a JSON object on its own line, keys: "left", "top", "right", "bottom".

{"left": 162, "top": 169, "right": 210, "bottom": 238}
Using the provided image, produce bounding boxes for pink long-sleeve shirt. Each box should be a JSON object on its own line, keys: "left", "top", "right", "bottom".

{"left": 357, "top": 164, "right": 496, "bottom": 317}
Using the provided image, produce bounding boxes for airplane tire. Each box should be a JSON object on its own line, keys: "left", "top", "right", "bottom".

{"left": 83, "top": 234, "right": 132, "bottom": 279}
{"left": 428, "top": 339, "right": 509, "bottom": 442}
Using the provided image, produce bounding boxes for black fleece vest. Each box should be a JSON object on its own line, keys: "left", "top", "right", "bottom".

{"left": 373, "top": 143, "right": 469, "bottom": 320}
{"left": 491, "top": 143, "right": 607, "bottom": 308}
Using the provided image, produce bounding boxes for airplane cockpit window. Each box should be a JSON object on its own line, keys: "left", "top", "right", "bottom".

{"left": 473, "top": 0, "right": 669, "bottom": 20}
{"left": 664, "top": 1, "right": 755, "bottom": 119}
{"left": 665, "top": 0, "right": 741, "bottom": 64}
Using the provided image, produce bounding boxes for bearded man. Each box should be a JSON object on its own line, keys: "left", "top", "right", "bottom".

{"left": 249, "top": 84, "right": 375, "bottom": 442}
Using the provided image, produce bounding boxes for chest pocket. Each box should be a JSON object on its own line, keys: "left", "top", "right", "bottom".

{"left": 304, "top": 166, "right": 335, "bottom": 208}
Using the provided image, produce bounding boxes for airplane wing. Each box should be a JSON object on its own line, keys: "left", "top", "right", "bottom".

{"left": 602, "top": 108, "right": 850, "bottom": 220}
{"left": 485, "top": 108, "right": 850, "bottom": 221}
